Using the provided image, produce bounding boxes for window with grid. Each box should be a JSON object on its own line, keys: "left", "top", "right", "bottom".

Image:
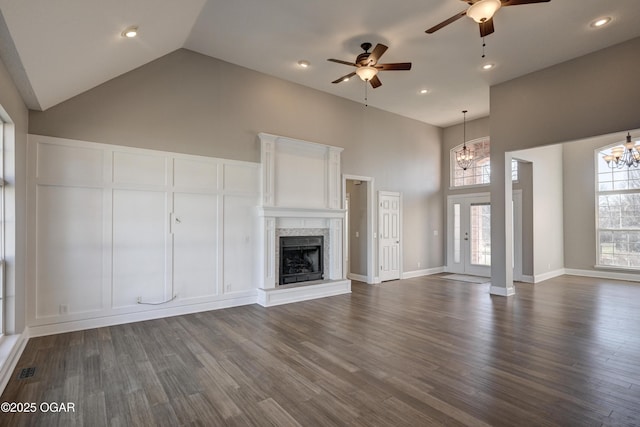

{"left": 596, "top": 142, "right": 640, "bottom": 269}
{"left": 450, "top": 138, "right": 519, "bottom": 187}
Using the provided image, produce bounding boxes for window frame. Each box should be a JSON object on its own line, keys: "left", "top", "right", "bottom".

{"left": 595, "top": 142, "right": 640, "bottom": 271}
{"left": 450, "top": 137, "right": 519, "bottom": 189}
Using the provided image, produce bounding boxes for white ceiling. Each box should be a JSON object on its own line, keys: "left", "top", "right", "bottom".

{"left": 1, "top": 0, "right": 639, "bottom": 127}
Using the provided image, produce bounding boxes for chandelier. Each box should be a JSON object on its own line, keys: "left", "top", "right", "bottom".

{"left": 603, "top": 132, "right": 640, "bottom": 169}
{"left": 456, "top": 110, "right": 475, "bottom": 171}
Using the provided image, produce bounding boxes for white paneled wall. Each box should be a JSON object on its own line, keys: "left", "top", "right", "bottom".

{"left": 27, "top": 135, "right": 259, "bottom": 335}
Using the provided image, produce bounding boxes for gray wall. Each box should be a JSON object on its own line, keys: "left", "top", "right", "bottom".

{"left": 29, "top": 48, "right": 444, "bottom": 272}
{"left": 0, "top": 54, "right": 28, "bottom": 335}
{"left": 490, "top": 36, "right": 640, "bottom": 288}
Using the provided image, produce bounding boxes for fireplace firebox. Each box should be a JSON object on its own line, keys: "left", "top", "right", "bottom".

{"left": 279, "top": 236, "right": 324, "bottom": 285}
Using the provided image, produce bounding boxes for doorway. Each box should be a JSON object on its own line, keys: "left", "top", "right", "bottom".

{"left": 447, "top": 192, "right": 522, "bottom": 278}
{"left": 343, "top": 175, "right": 375, "bottom": 284}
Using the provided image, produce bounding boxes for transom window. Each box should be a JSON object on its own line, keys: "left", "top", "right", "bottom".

{"left": 596, "top": 140, "right": 640, "bottom": 269}
{"left": 450, "top": 138, "right": 518, "bottom": 187}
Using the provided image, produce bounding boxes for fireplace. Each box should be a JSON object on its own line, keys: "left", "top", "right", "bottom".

{"left": 279, "top": 236, "right": 324, "bottom": 285}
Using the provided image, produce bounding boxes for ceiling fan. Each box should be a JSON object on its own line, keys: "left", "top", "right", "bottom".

{"left": 426, "top": 0, "right": 551, "bottom": 38}
{"left": 327, "top": 43, "right": 412, "bottom": 88}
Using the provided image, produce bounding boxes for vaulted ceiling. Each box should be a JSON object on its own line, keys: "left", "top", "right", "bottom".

{"left": 1, "top": 0, "right": 639, "bottom": 127}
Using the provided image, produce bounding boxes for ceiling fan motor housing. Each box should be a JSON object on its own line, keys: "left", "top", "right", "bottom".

{"left": 356, "top": 52, "right": 371, "bottom": 65}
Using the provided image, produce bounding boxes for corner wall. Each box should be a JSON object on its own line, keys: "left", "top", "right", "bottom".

{"left": 513, "top": 145, "right": 564, "bottom": 280}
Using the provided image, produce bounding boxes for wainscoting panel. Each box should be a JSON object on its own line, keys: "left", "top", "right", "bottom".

{"left": 35, "top": 185, "right": 105, "bottom": 318}
{"left": 27, "top": 135, "right": 259, "bottom": 334}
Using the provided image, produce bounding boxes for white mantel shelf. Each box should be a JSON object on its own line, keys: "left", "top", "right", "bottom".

{"left": 258, "top": 206, "right": 346, "bottom": 218}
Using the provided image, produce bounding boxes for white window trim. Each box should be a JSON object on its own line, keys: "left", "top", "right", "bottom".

{"left": 594, "top": 142, "right": 640, "bottom": 271}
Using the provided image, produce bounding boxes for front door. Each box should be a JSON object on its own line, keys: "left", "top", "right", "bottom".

{"left": 447, "top": 194, "right": 491, "bottom": 277}
{"left": 378, "top": 191, "right": 401, "bottom": 281}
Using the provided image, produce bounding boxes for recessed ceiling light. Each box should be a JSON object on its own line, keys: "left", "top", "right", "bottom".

{"left": 419, "top": 89, "right": 429, "bottom": 94}
{"left": 297, "top": 60, "right": 310, "bottom": 68}
{"left": 482, "top": 63, "right": 495, "bottom": 70}
{"left": 591, "top": 17, "right": 611, "bottom": 28}
{"left": 121, "top": 26, "right": 138, "bottom": 38}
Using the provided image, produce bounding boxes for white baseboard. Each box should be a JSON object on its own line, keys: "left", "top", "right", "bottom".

{"left": 347, "top": 273, "right": 369, "bottom": 283}
{"left": 490, "top": 285, "right": 516, "bottom": 297}
{"left": 402, "top": 266, "right": 445, "bottom": 279}
{"left": 565, "top": 268, "right": 640, "bottom": 283}
{"left": 533, "top": 268, "right": 566, "bottom": 283}
{"left": 0, "top": 332, "right": 29, "bottom": 395}
{"left": 27, "top": 294, "right": 257, "bottom": 338}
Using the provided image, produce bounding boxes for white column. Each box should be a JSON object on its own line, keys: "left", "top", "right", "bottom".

{"left": 329, "top": 218, "right": 344, "bottom": 280}
{"left": 260, "top": 216, "right": 276, "bottom": 289}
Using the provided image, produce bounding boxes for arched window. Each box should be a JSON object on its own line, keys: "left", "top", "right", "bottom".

{"left": 596, "top": 138, "right": 640, "bottom": 269}
{"left": 450, "top": 138, "right": 518, "bottom": 187}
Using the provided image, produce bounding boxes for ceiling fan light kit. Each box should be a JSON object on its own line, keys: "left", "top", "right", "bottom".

{"left": 467, "top": 0, "right": 501, "bottom": 23}
{"left": 356, "top": 66, "right": 378, "bottom": 81}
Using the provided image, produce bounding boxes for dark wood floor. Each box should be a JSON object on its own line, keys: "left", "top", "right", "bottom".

{"left": 2, "top": 274, "right": 640, "bottom": 426}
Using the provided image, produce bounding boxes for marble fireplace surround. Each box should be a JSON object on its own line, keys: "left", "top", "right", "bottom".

{"left": 256, "top": 133, "right": 351, "bottom": 307}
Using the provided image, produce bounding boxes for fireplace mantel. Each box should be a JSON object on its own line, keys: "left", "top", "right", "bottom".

{"left": 256, "top": 133, "right": 351, "bottom": 307}
{"left": 257, "top": 206, "right": 346, "bottom": 219}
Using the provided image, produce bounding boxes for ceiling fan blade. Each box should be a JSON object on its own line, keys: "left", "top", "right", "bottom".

{"left": 367, "top": 44, "right": 388, "bottom": 65}
{"left": 426, "top": 11, "right": 467, "bottom": 33}
{"left": 369, "top": 75, "right": 382, "bottom": 88}
{"left": 331, "top": 71, "right": 356, "bottom": 84}
{"left": 327, "top": 58, "right": 357, "bottom": 67}
{"left": 502, "top": 0, "right": 550, "bottom": 5}
{"left": 479, "top": 18, "right": 495, "bottom": 37}
{"left": 377, "top": 62, "right": 412, "bottom": 71}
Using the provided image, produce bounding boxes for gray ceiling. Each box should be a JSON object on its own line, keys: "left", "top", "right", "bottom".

{"left": 1, "top": 0, "right": 639, "bottom": 127}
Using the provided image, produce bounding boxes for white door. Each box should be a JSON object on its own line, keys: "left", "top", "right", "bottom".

{"left": 447, "top": 194, "right": 491, "bottom": 277}
{"left": 378, "top": 191, "right": 401, "bottom": 281}
{"left": 447, "top": 192, "right": 523, "bottom": 278}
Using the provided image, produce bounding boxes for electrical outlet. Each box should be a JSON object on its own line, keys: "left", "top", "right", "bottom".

{"left": 136, "top": 296, "right": 142, "bottom": 304}
{"left": 417, "top": 262, "right": 421, "bottom": 268}
{"left": 59, "top": 304, "right": 68, "bottom": 315}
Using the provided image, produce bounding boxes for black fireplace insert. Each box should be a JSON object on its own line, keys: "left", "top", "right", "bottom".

{"left": 279, "top": 236, "right": 324, "bottom": 285}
